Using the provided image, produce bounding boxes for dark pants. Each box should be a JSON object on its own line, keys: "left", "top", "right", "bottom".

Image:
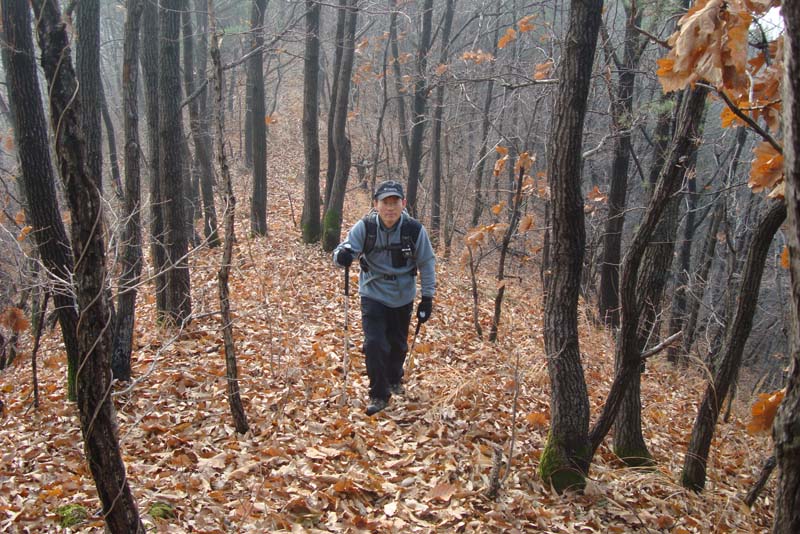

{"left": 361, "top": 296, "right": 413, "bottom": 401}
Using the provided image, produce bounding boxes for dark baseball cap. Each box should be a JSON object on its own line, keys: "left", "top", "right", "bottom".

{"left": 374, "top": 180, "right": 405, "bottom": 200}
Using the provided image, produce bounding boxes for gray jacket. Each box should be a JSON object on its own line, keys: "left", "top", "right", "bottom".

{"left": 334, "top": 212, "right": 436, "bottom": 308}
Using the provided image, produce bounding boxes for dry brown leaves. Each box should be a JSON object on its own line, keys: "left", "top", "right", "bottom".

{"left": 0, "top": 112, "right": 776, "bottom": 534}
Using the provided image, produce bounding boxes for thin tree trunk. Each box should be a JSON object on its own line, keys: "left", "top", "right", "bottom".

{"left": 539, "top": 0, "right": 602, "bottom": 493}
{"left": 324, "top": 0, "right": 346, "bottom": 209}
{"left": 405, "top": 0, "right": 434, "bottom": 216}
{"left": 681, "top": 200, "right": 785, "bottom": 491}
{"left": 249, "top": 0, "right": 269, "bottom": 236}
{"left": 388, "top": 0, "right": 411, "bottom": 170}
{"left": 184, "top": 2, "right": 220, "bottom": 247}
{"left": 2, "top": 0, "right": 81, "bottom": 401}
{"left": 322, "top": 0, "right": 358, "bottom": 251}
{"left": 30, "top": 0, "right": 145, "bottom": 529}
{"left": 141, "top": 0, "right": 167, "bottom": 314}
{"left": 597, "top": 7, "right": 645, "bottom": 328}
{"left": 489, "top": 164, "right": 526, "bottom": 342}
{"left": 430, "top": 0, "right": 455, "bottom": 241}
{"left": 210, "top": 25, "right": 250, "bottom": 434}
{"left": 159, "top": 0, "right": 192, "bottom": 323}
{"left": 100, "top": 84, "right": 123, "bottom": 198}
{"left": 301, "top": 0, "right": 322, "bottom": 243}
{"left": 773, "top": 6, "right": 800, "bottom": 529}
{"left": 111, "top": 0, "right": 145, "bottom": 381}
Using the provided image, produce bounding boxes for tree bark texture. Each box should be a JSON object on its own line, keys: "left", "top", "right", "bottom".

{"left": 111, "top": 0, "right": 145, "bottom": 381}
{"left": 324, "top": 0, "right": 347, "bottom": 209}
{"left": 613, "top": 194, "right": 681, "bottom": 466}
{"left": 322, "top": 0, "right": 358, "bottom": 252}
{"left": 405, "top": 0, "right": 433, "bottom": 216}
{"left": 540, "top": 0, "right": 603, "bottom": 493}
{"left": 301, "top": 0, "right": 322, "bottom": 243}
{"left": 2, "top": 0, "right": 81, "bottom": 401}
{"left": 772, "top": 5, "right": 800, "bottom": 530}
{"left": 30, "top": 0, "right": 145, "bottom": 529}
{"left": 681, "top": 200, "right": 786, "bottom": 491}
{"left": 76, "top": 0, "right": 102, "bottom": 189}
{"left": 249, "top": 0, "right": 269, "bottom": 236}
{"left": 589, "top": 86, "right": 709, "bottom": 456}
{"left": 141, "top": 0, "right": 167, "bottom": 314}
{"left": 159, "top": 0, "right": 192, "bottom": 323}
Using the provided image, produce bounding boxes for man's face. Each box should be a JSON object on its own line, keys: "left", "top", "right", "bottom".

{"left": 374, "top": 195, "right": 405, "bottom": 227}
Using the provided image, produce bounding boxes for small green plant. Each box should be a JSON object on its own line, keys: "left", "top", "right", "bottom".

{"left": 56, "top": 504, "right": 88, "bottom": 528}
{"left": 148, "top": 501, "right": 176, "bottom": 520}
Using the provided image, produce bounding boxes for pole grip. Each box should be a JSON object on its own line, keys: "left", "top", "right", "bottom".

{"left": 344, "top": 265, "right": 350, "bottom": 296}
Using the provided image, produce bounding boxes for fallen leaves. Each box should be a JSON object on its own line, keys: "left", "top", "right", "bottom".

{"left": 0, "top": 142, "right": 777, "bottom": 533}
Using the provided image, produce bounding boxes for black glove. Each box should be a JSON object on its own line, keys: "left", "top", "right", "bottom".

{"left": 336, "top": 246, "right": 354, "bottom": 267}
{"left": 417, "top": 296, "right": 433, "bottom": 323}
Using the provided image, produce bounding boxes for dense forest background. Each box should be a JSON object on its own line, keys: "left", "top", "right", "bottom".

{"left": 0, "top": 0, "right": 798, "bottom": 531}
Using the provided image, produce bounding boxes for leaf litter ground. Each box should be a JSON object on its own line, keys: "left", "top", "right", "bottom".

{"left": 0, "top": 162, "right": 776, "bottom": 533}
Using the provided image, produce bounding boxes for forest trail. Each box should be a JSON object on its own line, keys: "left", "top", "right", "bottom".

{"left": 0, "top": 144, "right": 776, "bottom": 532}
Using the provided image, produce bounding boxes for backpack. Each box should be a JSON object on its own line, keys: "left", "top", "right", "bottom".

{"left": 359, "top": 212, "right": 422, "bottom": 273}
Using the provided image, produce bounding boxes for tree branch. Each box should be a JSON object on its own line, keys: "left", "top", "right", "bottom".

{"left": 711, "top": 86, "right": 783, "bottom": 154}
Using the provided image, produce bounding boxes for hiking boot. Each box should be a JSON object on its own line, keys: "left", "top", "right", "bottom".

{"left": 389, "top": 382, "right": 405, "bottom": 396}
{"left": 365, "top": 397, "right": 388, "bottom": 416}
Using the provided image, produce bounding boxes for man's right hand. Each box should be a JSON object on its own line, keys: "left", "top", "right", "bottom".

{"left": 336, "top": 246, "right": 354, "bottom": 267}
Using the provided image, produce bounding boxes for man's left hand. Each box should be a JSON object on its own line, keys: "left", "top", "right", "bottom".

{"left": 417, "top": 296, "right": 433, "bottom": 323}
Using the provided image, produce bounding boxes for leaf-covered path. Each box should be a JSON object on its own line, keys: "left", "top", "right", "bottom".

{"left": 0, "top": 165, "right": 776, "bottom": 533}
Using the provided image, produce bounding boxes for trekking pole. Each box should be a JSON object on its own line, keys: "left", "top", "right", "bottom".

{"left": 406, "top": 319, "right": 422, "bottom": 374}
{"left": 341, "top": 266, "right": 350, "bottom": 402}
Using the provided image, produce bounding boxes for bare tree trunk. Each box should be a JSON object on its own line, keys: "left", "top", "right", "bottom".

{"left": 301, "top": 0, "right": 322, "bottom": 243}
{"left": 489, "top": 165, "right": 525, "bottom": 342}
{"left": 681, "top": 200, "right": 785, "bottom": 491}
{"left": 539, "top": 0, "right": 602, "bottom": 493}
{"left": 774, "top": 6, "right": 800, "bottom": 530}
{"left": 249, "top": 0, "right": 269, "bottom": 236}
{"left": 141, "top": 0, "right": 167, "bottom": 315}
{"left": 405, "top": 0, "right": 433, "bottom": 216}
{"left": 429, "top": 0, "right": 454, "bottom": 241}
{"left": 470, "top": 27, "right": 498, "bottom": 228}
{"left": 597, "top": 7, "right": 646, "bottom": 328}
{"left": 388, "top": 0, "right": 410, "bottom": 170}
{"left": 30, "top": 0, "right": 145, "bottom": 528}
{"left": 322, "top": 0, "right": 358, "bottom": 251}
{"left": 111, "top": 0, "right": 145, "bottom": 382}
{"left": 324, "top": 0, "right": 346, "bottom": 209}
{"left": 210, "top": 24, "right": 250, "bottom": 434}
{"left": 159, "top": 0, "right": 192, "bottom": 323}
{"left": 183, "top": 2, "right": 220, "bottom": 247}
{"left": 100, "top": 84, "right": 123, "bottom": 198}
{"left": 2, "top": 0, "right": 81, "bottom": 401}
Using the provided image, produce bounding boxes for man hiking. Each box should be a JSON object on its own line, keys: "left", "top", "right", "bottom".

{"left": 333, "top": 180, "right": 436, "bottom": 415}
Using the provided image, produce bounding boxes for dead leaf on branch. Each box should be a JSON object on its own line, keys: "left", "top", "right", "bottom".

{"left": 747, "top": 389, "right": 785, "bottom": 435}
{"left": 748, "top": 141, "right": 783, "bottom": 194}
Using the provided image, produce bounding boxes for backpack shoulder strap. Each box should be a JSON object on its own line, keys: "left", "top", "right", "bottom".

{"left": 362, "top": 213, "right": 378, "bottom": 255}
{"left": 400, "top": 216, "right": 422, "bottom": 252}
